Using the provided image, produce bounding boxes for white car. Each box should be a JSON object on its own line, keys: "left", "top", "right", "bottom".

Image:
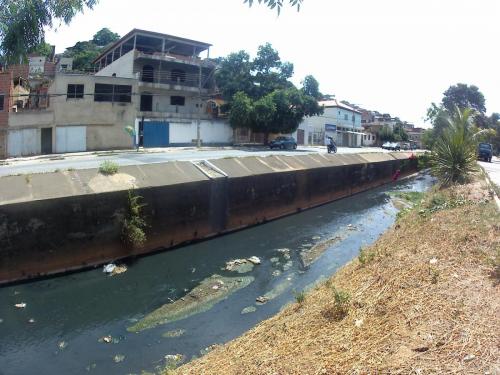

{"left": 382, "top": 142, "right": 401, "bottom": 151}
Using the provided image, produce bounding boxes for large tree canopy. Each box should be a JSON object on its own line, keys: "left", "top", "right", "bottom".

{"left": 0, "top": 0, "right": 98, "bottom": 64}
{"left": 63, "top": 28, "right": 120, "bottom": 71}
{"left": 424, "top": 84, "right": 489, "bottom": 149}
{"left": 220, "top": 43, "right": 322, "bottom": 137}
{"left": 442, "top": 83, "right": 486, "bottom": 114}
{"left": 92, "top": 27, "right": 119, "bottom": 47}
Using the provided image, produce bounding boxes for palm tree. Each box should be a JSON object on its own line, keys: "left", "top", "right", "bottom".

{"left": 431, "top": 106, "right": 486, "bottom": 185}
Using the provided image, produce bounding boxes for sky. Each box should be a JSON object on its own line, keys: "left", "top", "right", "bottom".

{"left": 45, "top": 0, "right": 500, "bottom": 127}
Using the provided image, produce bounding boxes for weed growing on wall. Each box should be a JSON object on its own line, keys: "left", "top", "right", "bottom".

{"left": 99, "top": 160, "right": 119, "bottom": 175}
{"left": 122, "top": 190, "right": 147, "bottom": 248}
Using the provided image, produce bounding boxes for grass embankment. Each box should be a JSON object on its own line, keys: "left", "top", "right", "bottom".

{"left": 175, "top": 178, "right": 500, "bottom": 374}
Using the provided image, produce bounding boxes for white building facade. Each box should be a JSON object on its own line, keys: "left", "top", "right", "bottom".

{"left": 293, "top": 100, "right": 364, "bottom": 147}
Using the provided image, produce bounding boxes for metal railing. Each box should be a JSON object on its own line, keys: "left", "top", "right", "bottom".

{"left": 139, "top": 70, "right": 211, "bottom": 88}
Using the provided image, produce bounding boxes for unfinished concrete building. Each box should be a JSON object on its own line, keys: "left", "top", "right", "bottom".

{"left": 93, "top": 29, "right": 232, "bottom": 147}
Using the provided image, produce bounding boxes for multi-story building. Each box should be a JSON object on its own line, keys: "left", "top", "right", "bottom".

{"left": 293, "top": 99, "right": 363, "bottom": 147}
{"left": 92, "top": 29, "right": 231, "bottom": 148}
{"left": 0, "top": 29, "right": 232, "bottom": 159}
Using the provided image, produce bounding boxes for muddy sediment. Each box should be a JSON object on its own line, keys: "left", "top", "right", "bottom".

{"left": 128, "top": 275, "right": 254, "bottom": 332}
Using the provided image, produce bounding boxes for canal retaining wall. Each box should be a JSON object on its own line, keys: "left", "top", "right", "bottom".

{"left": 0, "top": 152, "right": 418, "bottom": 284}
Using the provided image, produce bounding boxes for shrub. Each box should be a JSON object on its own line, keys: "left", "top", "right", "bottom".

{"left": 293, "top": 290, "right": 306, "bottom": 305}
{"left": 99, "top": 160, "right": 119, "bottom": 175}
{"left": 431, "top": 107, "right": 478, "bottom": 185}
{"left": 358, "top": 247, "right": 375, "bottom": 266}
{"left": 122, "top": 190, "right": 147, "bottom": 248}
{"left": 323, "top": 286, "right": 351, "bottom": 321}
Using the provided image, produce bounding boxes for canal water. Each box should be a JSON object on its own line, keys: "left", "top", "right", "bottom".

{"left": 0, "top": 174, "right": 434, "bottom": 375}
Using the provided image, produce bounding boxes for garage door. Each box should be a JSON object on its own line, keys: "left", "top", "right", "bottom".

{"left": 8, "top": 129, "right": 38, "bottom": 157}
{"left": 143, "top": 121, "right": 169, "bottom": 148}
{"left": 56, "top": 126, "right": 86, "bottom": 153}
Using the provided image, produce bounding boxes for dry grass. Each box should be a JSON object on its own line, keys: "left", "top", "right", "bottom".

{"left": 176, "top": 180, "right": 500, "bottom": 375}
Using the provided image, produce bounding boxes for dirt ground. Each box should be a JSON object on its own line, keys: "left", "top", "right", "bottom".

{"left": 175, "top": 180, "right": 500, "bottom": 375}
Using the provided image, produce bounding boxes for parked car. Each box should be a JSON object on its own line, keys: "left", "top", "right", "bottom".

{"left": 381, "top": 142, "right": 401, "bottom": 151}
{"left": 477, "top": 142, "right": 493, "bottom": 162}
{"left": 269, "top": 136, "right": 297, "bottom": 150}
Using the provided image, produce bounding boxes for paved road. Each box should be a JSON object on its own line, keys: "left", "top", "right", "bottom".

{"left": 479, "top": 156, "right": 500, "bottom": 187}
{"left": 0, "top": 146, "right": 408, "bottom": 177}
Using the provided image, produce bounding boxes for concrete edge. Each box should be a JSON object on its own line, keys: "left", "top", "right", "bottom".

{"left": 479, "top": 165, "right": 500, "bottom": 211}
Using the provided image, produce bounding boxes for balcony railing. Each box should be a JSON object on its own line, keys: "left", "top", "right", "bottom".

{"left": 139, "top": 70, "right": 211, "bottom": 89}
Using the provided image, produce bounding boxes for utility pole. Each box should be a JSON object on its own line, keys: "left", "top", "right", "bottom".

{"left": 196, "top": 61, "right": 202, "bottom": 148}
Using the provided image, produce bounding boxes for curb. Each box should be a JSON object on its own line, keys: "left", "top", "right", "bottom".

{"left": 480, "top": 165, "right": 500, "bottom": 211}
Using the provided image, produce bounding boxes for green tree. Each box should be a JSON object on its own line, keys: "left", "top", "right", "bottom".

{"left": 229, "top": 92, "right": 254, "bottom": 129}
{"left": 378, "top": 125, "right": 394, "bottom": 142}
{"left": 62, "top": 28, "right": 120, "bottom": 71}
{"left": 393, "top": 123, "right": 409, "bottom": 142}
{"left": 92, "top": 27, "right": 119, "bottom": 47}
{"left": 0, "top": 0, "right": 98, "bottom": 64}
{"left": 442, "top": 83, "right": 486, "bottom": 114}
{"left": 301, "top": 75, "right": 322, "bottom": 99}
{"left": 215, "top": 51, "right": 255, "bottom": 101}
{"left": 252, "top": 43, "right": 294, "bottom": 97}
{"left": 244, "top": 0, "right": 303, "bottom": 14}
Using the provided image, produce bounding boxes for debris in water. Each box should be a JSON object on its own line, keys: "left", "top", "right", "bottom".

{"left": 272, "top": 270, "right": 282, "bottom": 277}
{"left": 103, "top": 264, "right": 116, "bottom": 274}
{"left": 282, "top": 261, "right": 293, "bottom": 271}
{"left": 103, "top": 263, "right": 127, "bottom": 276}
{"left": 191, "top": 267, "right": 196, "bottom": 273}
{"left": 270, "top": 257, "right": 280, "bottom": 263}
{"left": 28, "top": 318, "right": 35, "bottom": 324}
{"left": 256, "top": 296, "right": 269, "bottom": 304}
{"left": 200, "top": 345, "right": 219, "bottom": 356}
{"left": 241, "top": 306, "right": 257, "bottom": 314}
{"left": 15, "top": 303, "right": 26, "bottom": 309}
{"left": 312, "top": 236, "right": 321, "bottom": 240}
{"left": 225, "top": 259, "right": 254, "bottom": 274}
{"left": 0, "top": 318, "right": 3, "bottom": 324}
{"left": 247, "top": 256, "right": 261, "bottom": 265}
{"left": 111, "top": 265, "right": 127, "bottom": 275}
{"left": 277, "top": 248, "right": 290, "bottom": 254}
{"left": 99, "top": 335, "right": 113, "bottom": 344}
{"left": 58, "top": 341, "right": 68, "bottom": 350}
{"left": 300, "top": 236, "right": 342, "bottom": 267}
{"left": 164, "top": 354, "right": 184, "bottom": 368}
{"left": 85, "top": 363, "right": 97, "bottom": 372}
{"left": 162, "top": 329, "right": 186, "bottom": 338}
{"left": 113, "top": 354, "right": 125, "bottom": 363}
{"left": 128, "top": 275, "right": 254, "bottom": 332}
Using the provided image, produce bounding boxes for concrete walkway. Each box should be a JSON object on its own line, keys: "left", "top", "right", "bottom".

{"left": 0, "top": 146, "right": 421, "bottom": 177}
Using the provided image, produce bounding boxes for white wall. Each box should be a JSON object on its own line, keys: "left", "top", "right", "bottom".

{"left": 96, "top": 50, "right": 136, "bottom": 79}
{"left": 169, "top": 120, "right": 232, "bottom": 144}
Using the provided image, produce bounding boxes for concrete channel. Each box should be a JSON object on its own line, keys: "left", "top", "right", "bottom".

{"left": 0, "top": 152, "right": 418, "bottom": 284}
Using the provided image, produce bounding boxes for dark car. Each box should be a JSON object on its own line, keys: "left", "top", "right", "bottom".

{"left": 269, "top": 136, "right": 297, "bottom": 150}
{"left": 478, "top": 142, "right": 493, "bottom": 162}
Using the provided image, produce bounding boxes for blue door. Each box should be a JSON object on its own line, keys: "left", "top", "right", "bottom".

{"left": 143, "top": 121, "right": 169, "bottom": 148}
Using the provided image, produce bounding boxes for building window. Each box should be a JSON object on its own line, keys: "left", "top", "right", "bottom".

{"left": 0, "top": 94, "right": 4, "bottom": 111}
{"left": 170, "top": 96, "right": 185, "bottom": 106}
{"left": 67, "top": 84, "right": 84, "bottom": 99}
{"left": 344, "top": 114, "right": 348, "bottom": 121}
{"left": 94, "top": 84, "right": 132, "bottom": 103}
{"left": 352, "top": 115, "right": 355, "bottom": 122}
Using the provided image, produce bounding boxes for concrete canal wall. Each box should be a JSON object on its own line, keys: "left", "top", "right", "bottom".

{"left": 0, "top": 152, "right": 418, "bottom": 284}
